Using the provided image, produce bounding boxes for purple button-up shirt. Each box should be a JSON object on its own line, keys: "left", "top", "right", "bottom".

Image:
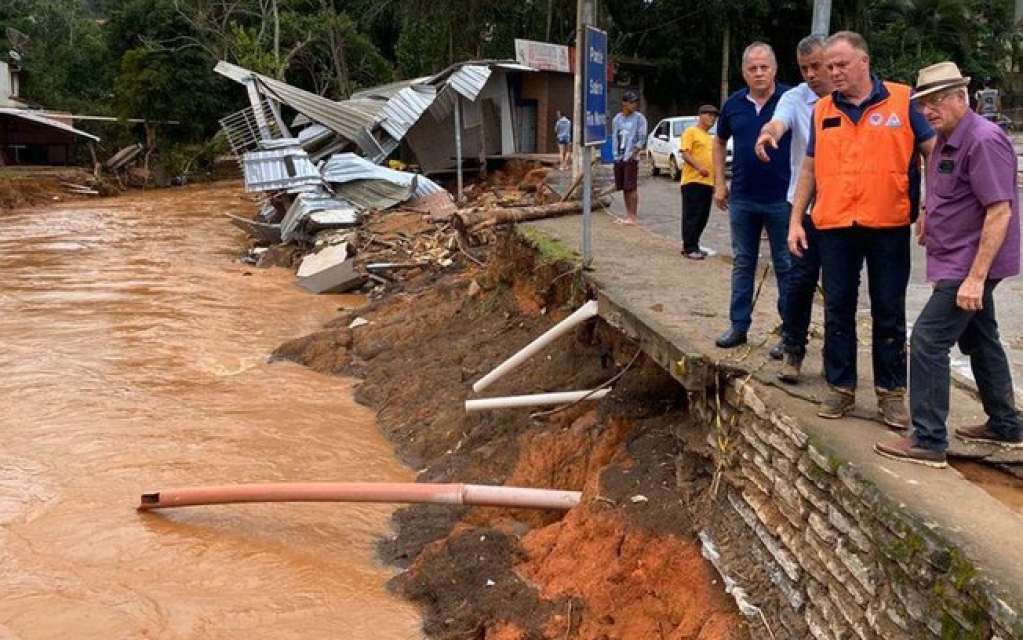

{"left": 924, "top": 110, "right": 1021, "bottom": 281}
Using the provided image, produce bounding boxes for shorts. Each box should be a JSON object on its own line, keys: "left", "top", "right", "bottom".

{"left": 557, "top": 135, "right": 571, "bottom": 146}
{"left": 614, "top": 159, "right": 638, "bottom": 192}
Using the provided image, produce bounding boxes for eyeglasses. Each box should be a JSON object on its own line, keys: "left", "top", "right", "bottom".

{"left": 914, "top": 91, "right": 955, "bottom": 112}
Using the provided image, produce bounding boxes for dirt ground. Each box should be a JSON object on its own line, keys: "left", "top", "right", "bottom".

{"left": 0, "top": 166, "right": 109, "bottom": 209}
{"left": 272, "top": 233, "right": 755, "bottom": 639}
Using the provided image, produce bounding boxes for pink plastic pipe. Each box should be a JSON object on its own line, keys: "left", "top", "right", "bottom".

{"left": 138, "top": 482, "right": 581, "bottom": 511}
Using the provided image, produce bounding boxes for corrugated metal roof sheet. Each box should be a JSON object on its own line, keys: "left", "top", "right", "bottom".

{"left": 215, "top": 61, "right": 434, "bottom": 163}
{"left": 242, "top": 147, "right": 322, "bottom": 193}
{"left": 281, "top": 190, "right": 359, "bottom": 243}
{"left": 0, "top": 107, "right": 99, "bottom": 141}
{"left": 321, "top": 152, "right": 447, "bottom": 200}
{"left": 378, "top": 85, "right": 436, "bottom": 140}
{"left": 445, "top": 65, "right": 492, "bottom": 101}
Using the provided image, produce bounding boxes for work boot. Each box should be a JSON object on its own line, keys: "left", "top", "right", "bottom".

{"left": 876, "top": 387, "right": 909, "bottom": 430}
{"left": 777, "top": 352, "right": 803, "bottom": 385}
{"left": 874, "top": 437, "right": 947, "bottom": 469}
{"left": 818, "top": 386, "right": 854, "bottom": 419}
{"left": 768, "top": 339, "right": 785, "bottom": 360}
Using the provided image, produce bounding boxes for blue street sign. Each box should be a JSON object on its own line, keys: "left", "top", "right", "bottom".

{"left": 584, "top": 26, "right": 607, "bottom": 146}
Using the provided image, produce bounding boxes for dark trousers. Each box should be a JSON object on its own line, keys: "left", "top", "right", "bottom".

{"left": 818, "top": 225, "right": 911, "bottom": 391}
{"left": 909, "top": 279, "right": 1022, "bottom": 452}
{"left": 782, "top": 213, "right": 821, "bottom": 357}
{"left": 680, "top": 183, "right": 713, "bottom": 254}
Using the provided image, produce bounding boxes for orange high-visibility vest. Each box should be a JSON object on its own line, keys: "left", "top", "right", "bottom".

{"left": 812, "top": 82, "right": 916, "bottom": 229}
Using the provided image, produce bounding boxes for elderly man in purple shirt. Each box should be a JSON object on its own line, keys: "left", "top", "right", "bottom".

{"left": 876, "top": 62, "right": 1023, "bottom": 468}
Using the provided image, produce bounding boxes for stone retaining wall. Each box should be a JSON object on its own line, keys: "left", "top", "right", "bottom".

{"left": 686, "top": 377, "right": 1021, "bottom": 639}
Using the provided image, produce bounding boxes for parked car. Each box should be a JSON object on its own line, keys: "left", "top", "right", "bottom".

{"left": 646, "top": 116, "right": 733, "bottom": 181}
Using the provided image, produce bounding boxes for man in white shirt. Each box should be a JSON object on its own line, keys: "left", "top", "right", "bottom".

{"left": 754, "top": 34, "right": 833, "bottom": 383}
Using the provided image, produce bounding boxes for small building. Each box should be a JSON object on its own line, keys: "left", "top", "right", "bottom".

{"left": 0, "top": 59, "right": 99, "bottom": 166}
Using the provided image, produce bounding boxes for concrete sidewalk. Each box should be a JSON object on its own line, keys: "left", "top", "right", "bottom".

{"left": 565, "top": 164, "right": 1023, "bottom": 408}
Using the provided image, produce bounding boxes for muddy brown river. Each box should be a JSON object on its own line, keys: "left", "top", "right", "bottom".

{"left": 0, "top": 184, "right": 422, "bottom": 639}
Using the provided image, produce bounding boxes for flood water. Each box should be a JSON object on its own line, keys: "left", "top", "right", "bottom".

{"left": 0, "top": 183, "right": 422, "bottom": 639}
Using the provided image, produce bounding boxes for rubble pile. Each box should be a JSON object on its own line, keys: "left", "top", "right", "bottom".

{"left": 234, "top": 155, "right": 568, "bottom": 299}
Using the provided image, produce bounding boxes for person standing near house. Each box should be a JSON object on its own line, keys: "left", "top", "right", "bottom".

{"left": 712, "top": 41, "right": 792, "bottom": 354}
{"left": 554, "top": 110, "right": 572, "bottom": 171}
{"left": 754, "top": 34, "right": 833, "bottom": 383}
{"left": 611, "top": 91, "right": 648, "bottom": 225}
{"left": 679, "top": 104, "right": 718, "bottom": 259}
{"left": 788, "top": 31, "right": 935, "bottom": 426}
{"left": 875, "top": 62, "right": 1023, "bottom": 468}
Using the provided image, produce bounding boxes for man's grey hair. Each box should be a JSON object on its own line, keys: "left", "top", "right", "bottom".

{"left": 796, "top": 35, "right": 827, "bottom": 57}
{"left": 826, "top": 30, "right": 869, "bottom": 56}
{"left": 742, "top": 41, "right": 777, "bottom": 67}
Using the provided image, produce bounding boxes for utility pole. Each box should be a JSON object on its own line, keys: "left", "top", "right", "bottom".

{"left": 719, "top": 24, "right": 730, "bottom": 106}
{"left": 811, "top": 0, "right": 832, "bottom": 36}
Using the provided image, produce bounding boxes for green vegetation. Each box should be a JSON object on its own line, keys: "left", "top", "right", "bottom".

{"left": 1, "top": 0, "right": 1019, "bottom": 174}
{"left": 516, "top": 226, "right": 580, "bottom": 265}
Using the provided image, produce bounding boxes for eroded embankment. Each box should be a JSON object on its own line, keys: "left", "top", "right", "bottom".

{"left": 273, "top": 234, "right": 754, "bottom": 639}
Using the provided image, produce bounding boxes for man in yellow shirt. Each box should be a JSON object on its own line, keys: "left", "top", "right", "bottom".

{"left": 679, "top": 105, "right": 718, "bottom": 259}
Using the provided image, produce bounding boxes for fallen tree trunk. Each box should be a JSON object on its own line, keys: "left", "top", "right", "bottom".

{"left": 454, "top": 197, "right": 611, "bottom": 230}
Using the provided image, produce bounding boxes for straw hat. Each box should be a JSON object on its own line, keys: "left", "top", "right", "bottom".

{"left": 913, "top": 62, "right": 970, "bottom": 100}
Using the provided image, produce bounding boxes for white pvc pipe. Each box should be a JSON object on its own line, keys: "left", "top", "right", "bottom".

{"left": 472, "top": 299, "right": 598, "bottom": 393}
{"left": 138, "top": 482, "right": 580, "bottom": 511}
{"left": 465, "top": 388, "right": 610, "bottom": 412}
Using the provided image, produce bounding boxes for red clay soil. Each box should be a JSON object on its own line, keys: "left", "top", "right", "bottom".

{"left": 273, "top": 233, "right": 755, "bottom": 639}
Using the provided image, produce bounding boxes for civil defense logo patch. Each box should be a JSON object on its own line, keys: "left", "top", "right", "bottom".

{"left": 868, "top": 113, "right": 884, "bottom": 126}
{"left": 886, "top": 113, "right": 902, "bottom": 127}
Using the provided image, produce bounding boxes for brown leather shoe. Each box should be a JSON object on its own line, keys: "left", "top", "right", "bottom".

{"left": 874, "top": 437, "right": 947, "bottom": 468}
{"left": 818, "top": 386, "right": 854, "bottom": 419}
{"left": 955, "top": 424, "right": 1023, "bottom": 449}
{"left": 876, "top": 387, "right": 909, "bottom": 430}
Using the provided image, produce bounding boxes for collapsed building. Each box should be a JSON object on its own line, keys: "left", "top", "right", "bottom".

{"left": 215, "top": 59, "right": 548, "bottom": 294}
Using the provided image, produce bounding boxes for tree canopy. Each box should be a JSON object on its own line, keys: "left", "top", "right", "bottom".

{"left": 2, "top": 0, "right": 1019, "bottom": 149}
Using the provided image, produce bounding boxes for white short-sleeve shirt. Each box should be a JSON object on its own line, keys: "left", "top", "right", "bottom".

{"left": 772, "top": 82, "right": 819, "bottom": 204}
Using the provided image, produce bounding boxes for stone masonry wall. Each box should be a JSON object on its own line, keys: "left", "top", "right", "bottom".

{"left": 685, "top": 376, "right": 1022, "bottom": 640}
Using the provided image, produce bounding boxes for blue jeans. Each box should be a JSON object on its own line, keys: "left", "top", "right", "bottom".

{"left": 909, "top": 279, "right": 1022, "bottom": 452}
{"left": 727, "top": 200, "right": 791, "bottom": 333}
{"left": 782, "top": 213, "right": 821, "bottom": 356}
{"left": 818, "top": 225, "right": 910, "bottom": 391}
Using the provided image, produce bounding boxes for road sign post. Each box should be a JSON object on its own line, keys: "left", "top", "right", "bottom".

{"left": 582, "top": 25, "right": 607, "bottom": 267}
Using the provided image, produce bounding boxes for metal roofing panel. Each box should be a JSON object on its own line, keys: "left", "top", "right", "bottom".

{"left": 321, "top": 152, "right": 447, "bottom": 207}
{"left": 0, "top": 107, "right": 99, "bottom": 141}
{"left": 378, "top": 85, "right": 436, "bottom": 140}
{"left": 281, "top": 190, "right": 359, "bottom": 243}
{"left": 242, "top": 147, "right": 322, "bottom": 193}
{"left": 446, "top": 65, "right": 492, "bottom": 101}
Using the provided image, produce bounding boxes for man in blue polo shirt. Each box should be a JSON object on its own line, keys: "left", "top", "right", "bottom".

{"left": 713, "top": 41, "right": 792, "bottom": 353}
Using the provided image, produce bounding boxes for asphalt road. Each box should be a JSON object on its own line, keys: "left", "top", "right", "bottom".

{"left": 602, "top": 165, "right": 1023, "bottom": 398}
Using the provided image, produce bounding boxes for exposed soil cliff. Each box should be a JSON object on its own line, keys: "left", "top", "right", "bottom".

{"left": 273, "top": 233, "right": 753, "bottom": 639}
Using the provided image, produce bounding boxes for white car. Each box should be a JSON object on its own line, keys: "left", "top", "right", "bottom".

{"left": 646, "top": 116, "right": 733, "bottom": 181}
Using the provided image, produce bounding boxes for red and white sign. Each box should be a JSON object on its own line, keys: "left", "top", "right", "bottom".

{"left": 514, "top": 39, "right": 571, "bottom": 73}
